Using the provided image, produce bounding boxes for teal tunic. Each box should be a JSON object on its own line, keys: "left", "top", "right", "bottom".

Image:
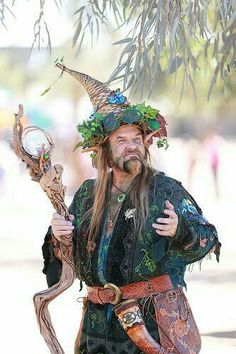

{"left": 97, "top": 232, "right": 112, "bottom": 284}
{"left": 42, "top": 171, "right": 221, "bottom": 354}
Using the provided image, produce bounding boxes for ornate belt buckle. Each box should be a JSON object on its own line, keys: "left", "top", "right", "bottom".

{"left": 104, "top": 283, "right": 122, "bottom": 305}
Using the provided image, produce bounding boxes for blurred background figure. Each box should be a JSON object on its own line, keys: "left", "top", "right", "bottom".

{"left": 183, "top": 134, "right": 201, "bottom": 191}
{"left": 203, "top": 126, "right": 225, "bottom": 199}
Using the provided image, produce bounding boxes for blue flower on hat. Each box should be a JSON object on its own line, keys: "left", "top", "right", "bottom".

{"left": 108, "top": 89, "right": 127, "bottom": 104}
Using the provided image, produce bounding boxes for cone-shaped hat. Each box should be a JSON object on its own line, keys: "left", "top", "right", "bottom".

{"left": 55, "top": 63, "right": 168, "bottom": 152}
{"left": 56, "top": 63, "right": 128, "bottom": 115}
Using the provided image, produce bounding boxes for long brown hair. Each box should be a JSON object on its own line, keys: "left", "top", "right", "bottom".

{"left": 86, "top": 140, "right": 154, "bottom": 250}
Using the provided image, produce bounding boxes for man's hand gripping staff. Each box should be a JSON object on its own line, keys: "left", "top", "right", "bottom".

{"left": 13, "top": 104, "right": 75, "bottom": 354}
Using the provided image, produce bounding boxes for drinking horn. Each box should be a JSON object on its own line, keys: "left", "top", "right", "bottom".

{"left": 114, "top": 299, "right": 175, "bottom": 354}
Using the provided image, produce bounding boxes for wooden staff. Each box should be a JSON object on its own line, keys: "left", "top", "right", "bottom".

{"left": 13, "top": 104, "right": 75, "bottom": 353}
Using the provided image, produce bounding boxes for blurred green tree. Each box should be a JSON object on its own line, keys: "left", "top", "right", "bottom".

{"left": 1, "top": 0, "right": 235, "bottom": 99}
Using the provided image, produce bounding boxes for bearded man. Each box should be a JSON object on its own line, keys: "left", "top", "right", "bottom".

{"left": 42, "top": 64, "right": 221, "bottom": 354}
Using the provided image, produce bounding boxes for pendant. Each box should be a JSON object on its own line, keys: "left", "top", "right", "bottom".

{"left": 117, "top": 193, "right": 126, "bottom": 203}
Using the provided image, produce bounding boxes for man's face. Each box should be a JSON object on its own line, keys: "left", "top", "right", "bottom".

{"left": 108, "top": 125, "right": 146, "bottom": 174}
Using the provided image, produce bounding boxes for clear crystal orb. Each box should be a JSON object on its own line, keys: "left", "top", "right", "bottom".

{"left": 22, "top": 128, "right": 52, "bottom": 158}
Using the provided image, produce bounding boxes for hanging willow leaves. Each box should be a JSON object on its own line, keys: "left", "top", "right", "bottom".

{"left": 1, "top": 0, "right": 236, "bottom": 99}
{"left": 167, "top": 56, "right": 183, "bottom": 75}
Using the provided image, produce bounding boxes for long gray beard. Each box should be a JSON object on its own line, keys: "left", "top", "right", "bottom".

{"left": 113, "top": 156, "right": 147, "bottom": 176}
{"left": 123, "top": 158, "right": 142, "bottom": 175}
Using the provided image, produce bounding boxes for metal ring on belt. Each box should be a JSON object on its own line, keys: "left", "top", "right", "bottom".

{"left": 87, "top": 274, "right": 174, "bottom": 305}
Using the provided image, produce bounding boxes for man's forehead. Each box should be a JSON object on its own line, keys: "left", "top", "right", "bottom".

{"left": 116, "top": 131, "right": 142, "bottom": 139}
{"left": 111, "top": 125, "right": 142, "bottom": 139}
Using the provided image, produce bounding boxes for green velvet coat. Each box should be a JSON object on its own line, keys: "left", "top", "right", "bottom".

{"left": 42, "top": 171, "right": 220, "bottom": 354}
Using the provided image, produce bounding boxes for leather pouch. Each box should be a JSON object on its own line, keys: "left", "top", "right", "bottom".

{"left": 153, "top": 288, "right": 201, "bottom": 354}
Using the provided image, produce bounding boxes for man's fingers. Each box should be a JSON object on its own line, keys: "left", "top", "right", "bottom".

{"left": 53, "top": 220, "right": 73, "bottom": 226}
{"left": 163, "top": 209, "right": 177, "bottom": 218}
{"left": 51, "top": 212, "right": 75, "bottom": 241}
{"left": 52, "top": 213, "right": 74, "bottom": 222}
{"left": 54, "top": 225, "right": 74, "bottom": 231}
{"left": 54, "top": 230, "right": 73, "bottom": 236}
{"left": 152, "top": 223, "right": 172, "bottom": 231}
{"left": 155, "top": 218, "right": 176, "bottom": 224}
{"left": 52, "top": 212, "right": 64, "bottom": 220}
{"left": 165, "top": 200, "right": 174, "bottom": 210}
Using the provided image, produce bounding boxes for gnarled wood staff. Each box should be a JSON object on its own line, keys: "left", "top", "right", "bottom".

{"left": 13, "top": 104, "right": 75, "bottom": 354}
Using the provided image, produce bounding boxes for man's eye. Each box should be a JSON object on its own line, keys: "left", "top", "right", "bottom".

{"left": 134, "top": 138, "right": 141, "bottom": 143}
{"left": 118, "top": 139, "right": 125, "bottom": 143}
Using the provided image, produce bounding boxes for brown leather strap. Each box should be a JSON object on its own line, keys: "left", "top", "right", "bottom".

{"left": 87, "top": 274, "right": 173, "bottom": 305}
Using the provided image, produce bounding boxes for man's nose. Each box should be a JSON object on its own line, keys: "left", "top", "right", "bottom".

{"left": 126, "top": 143, "right": 138, "bottom": 151}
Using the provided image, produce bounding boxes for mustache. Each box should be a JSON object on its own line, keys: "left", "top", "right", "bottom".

{"left": 122, "top": 148, "right": 141, "bottom": 158}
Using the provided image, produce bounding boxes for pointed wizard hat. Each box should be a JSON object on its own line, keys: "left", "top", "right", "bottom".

{"left": 56, "top": 63, "right": 168, "bottom": 153}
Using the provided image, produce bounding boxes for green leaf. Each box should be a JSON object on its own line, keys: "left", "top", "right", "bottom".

{"left": 94, "top": 112, "right": 104, "bottom": 121}
{"left": 74, "top": 5, "right": 85, "bottom": 15}
{"left": 145, "top": 105, "right": 158, "bottom": 118}
{"left": 167, "top": 56, "right": 183, "bottom": 75}
{"left": 90, "top": 152, "right": 97, "bottom": 159}
{"left": 134, "top": 103, "right": 147, "bottom": 114}
{"left": 73, "top": 21, "right": 82, "bottom": 47}
{"left": 73, "top": 142, "right": 83, "bottom": 151}
{"left": 148, "top": 119, "right": 160, "bottom": 130}
{"left": 40, "top": 87, "right": 51, "bottom": 96}
{"left": 113, "top": 37, "right": 133, "bottom": 45}
{"left": 156, "top": 138, "right": 169, "bottom": 150}
{"left": 170, "top": 17, "right": 179, "bottom": 48}
{"left": 92, "top": 126, "right": 103, "bottom": 136}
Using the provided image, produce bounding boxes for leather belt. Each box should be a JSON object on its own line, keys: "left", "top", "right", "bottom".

{"left": 87, "top": 274, "right": 173, "bottom": 305}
